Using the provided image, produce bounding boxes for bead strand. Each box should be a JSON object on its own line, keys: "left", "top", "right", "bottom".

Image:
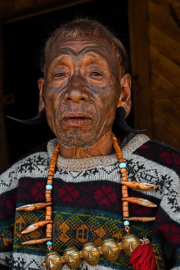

{"left": 112, "top": 133, "right": 129, "bottom": 219}
{"left": 45, "top": 142, "right": 60, "bottom": 249}
{"left": 18, "top": 132, "right": 156, "bottom": 257}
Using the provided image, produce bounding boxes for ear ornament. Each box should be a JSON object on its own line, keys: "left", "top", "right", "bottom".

{"left": 112, "top": 107, "right": 146, "bottom": 137}
{"left": 6, "top": 108, "right": 46, "bottom": 125}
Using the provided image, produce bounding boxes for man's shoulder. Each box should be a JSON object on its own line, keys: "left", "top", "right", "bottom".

{"left": 133, "top": 136, "right": 180, "bottom": 175}
{"left": 0, "top": 140, "right": 54, "bottom": 195}
{"left": 0, "top": 140, "right": 50, "bottom": 175}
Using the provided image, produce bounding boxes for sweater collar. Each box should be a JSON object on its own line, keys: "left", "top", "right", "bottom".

{"left": 47, "top": 134, "right": 149, "bottom": 171}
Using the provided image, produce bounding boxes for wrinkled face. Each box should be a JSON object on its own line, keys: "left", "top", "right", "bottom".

{"left": 41, "top": 37, "right": 122, "bottom": 148}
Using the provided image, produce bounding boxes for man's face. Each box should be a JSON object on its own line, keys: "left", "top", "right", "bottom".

{"left": 40, "top": 37, "right": 122, "bottom": 148}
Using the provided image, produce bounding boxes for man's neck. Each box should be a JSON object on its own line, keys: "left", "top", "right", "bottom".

{"left": 59, "top": 130, "right": 117, "bottom": 158}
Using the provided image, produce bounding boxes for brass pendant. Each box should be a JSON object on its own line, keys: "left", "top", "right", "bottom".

{"left": 63, "top": 247, "right": 81, "bottom": 269}
{"left": 81, "top": 242, "right": 100, "bottom": 265}
{"left": 121, "top": 232, "right": 141, "bottom": 256}
{"left": 42, "top": 251, "right": 63, "bottom": 270}
{"left": 41, "top": 234, "right": 143, "bottom": 269}
{"left": 101, "top": 238, "right": 121, "bottom": 262}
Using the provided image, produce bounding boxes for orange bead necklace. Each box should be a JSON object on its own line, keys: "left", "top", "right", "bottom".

{"left": 17, "top": 133, "right": 157, "bottom": 269}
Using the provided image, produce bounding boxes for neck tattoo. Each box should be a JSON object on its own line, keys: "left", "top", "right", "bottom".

{"left": 17, "top": 133, "right": 157, "bottom": 270}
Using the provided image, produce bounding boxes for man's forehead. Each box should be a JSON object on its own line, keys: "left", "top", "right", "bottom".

{"left": 46, "top": 37, "right": 118, "bottom": 63}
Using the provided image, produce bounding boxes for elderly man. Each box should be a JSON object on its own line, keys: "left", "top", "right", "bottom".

{"left": 0, "top": 18, "right": 179, "bottom": 270}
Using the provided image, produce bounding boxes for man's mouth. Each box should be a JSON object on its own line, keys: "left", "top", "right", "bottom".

{"left": 62, "top": 114, "right": 92, "bottom": 126}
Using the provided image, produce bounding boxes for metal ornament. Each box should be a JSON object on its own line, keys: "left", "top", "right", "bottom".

{"left": 121, "top": 233, "right": 141, "bottom": 256}
{"left": 42, "top": 251, "right": 63, "bottom": 270}
{"left": 101, "top": 238, "right": 121, "bottom": 262}
{"left": 63, "top": 247, "right": 82, "bottom": 269}
{"left": 41, "top": 235, "right": 143, "bottom": 269}
{"left": 81, "top": 242, "right": 100, "bottom": 265}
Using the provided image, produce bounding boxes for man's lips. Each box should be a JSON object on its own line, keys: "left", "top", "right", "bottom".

{"left": 62, "top": 114, "right": 92, "bottom": 126}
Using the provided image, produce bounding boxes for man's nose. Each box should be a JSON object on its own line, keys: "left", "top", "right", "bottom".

{"left": 63, "top": 74, "right": 90, "bottom": 102}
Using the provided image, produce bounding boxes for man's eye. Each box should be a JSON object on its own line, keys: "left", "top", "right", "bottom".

{"left": 91, "top": 72, "right": 101, "bottom": 76}
{"left": 54, "top": 73, "right": 65, "bottom": 77}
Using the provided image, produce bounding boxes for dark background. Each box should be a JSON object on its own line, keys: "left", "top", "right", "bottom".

{"left": 3, "top": 0, "right": 132, "bottom": 164}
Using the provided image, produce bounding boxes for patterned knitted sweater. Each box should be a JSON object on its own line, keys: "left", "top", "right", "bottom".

{"left": 0, "top": 134, "right": 180, "bottom": 270}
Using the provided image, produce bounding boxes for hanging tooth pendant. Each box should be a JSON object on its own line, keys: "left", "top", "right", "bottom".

{"left": 121, "top": 181, "right": 157, "bottom": 190}
{"left": 22, "top": 238, "right": 51, "bottom": 245}
{"left": 125, "top": 217, "right": 156, "bottom": 222}
{"left": 122, "top": 197, "right": 157, "bottom": 207}
{"left": 21, "top": 220, "right": 53, "bottom": 234}
{"left": 16, "top": 202, "right": 52, "bottom": 211}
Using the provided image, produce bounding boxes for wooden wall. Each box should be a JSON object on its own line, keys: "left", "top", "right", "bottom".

{"left": 0, "top": 0, "right": 93, "bottom": 22}
{"left": 129, "top": 0, "right": 180, "bottom": 150}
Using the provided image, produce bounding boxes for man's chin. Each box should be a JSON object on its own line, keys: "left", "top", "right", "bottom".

{"left": 57, "top": 132, "right": 99, "bottom": 149}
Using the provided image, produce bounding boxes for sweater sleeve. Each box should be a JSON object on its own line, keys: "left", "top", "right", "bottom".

{"left": 153, "top": 163, "right": 180, "bottom": 268}
{"left": 133, "top": 140, "right": 180, "bottom": 269}
{"left": 152, "top": 193, "right": 180, "bottom": 269}
{"left": 0, "top": 165, "right": 18, "bottom": 269}
{"left": 150, "top": 152, "right": 180, "bottom": 269}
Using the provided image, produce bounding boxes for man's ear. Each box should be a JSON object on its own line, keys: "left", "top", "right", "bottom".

{"left": 38, "top": 78, "right": 45, "bottom": 113}
{"left": 117, "top": 73, "right": 131, "bottom": 117}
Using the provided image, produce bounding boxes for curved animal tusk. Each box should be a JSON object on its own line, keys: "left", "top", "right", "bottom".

{"left": 21, "top": 238, "right": 51, "bottom": 245}
{"left": 21, "top": 220, "right": 53, "bottom": 234}
{"left": 125, "top": 217, "right": 156, "bottom": 222}
{"left": 121, "top": 181, "right": 157, "bottom": 190}
{"left": 16, "top": 202, "right": 52, "bottom": 211}
{"left": 122, "top": 197, "right": 157, "bottom": 207}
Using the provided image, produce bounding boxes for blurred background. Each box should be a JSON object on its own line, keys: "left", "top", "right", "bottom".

{"left": 0, "top": 0, "right": 179, "bottom": 170}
